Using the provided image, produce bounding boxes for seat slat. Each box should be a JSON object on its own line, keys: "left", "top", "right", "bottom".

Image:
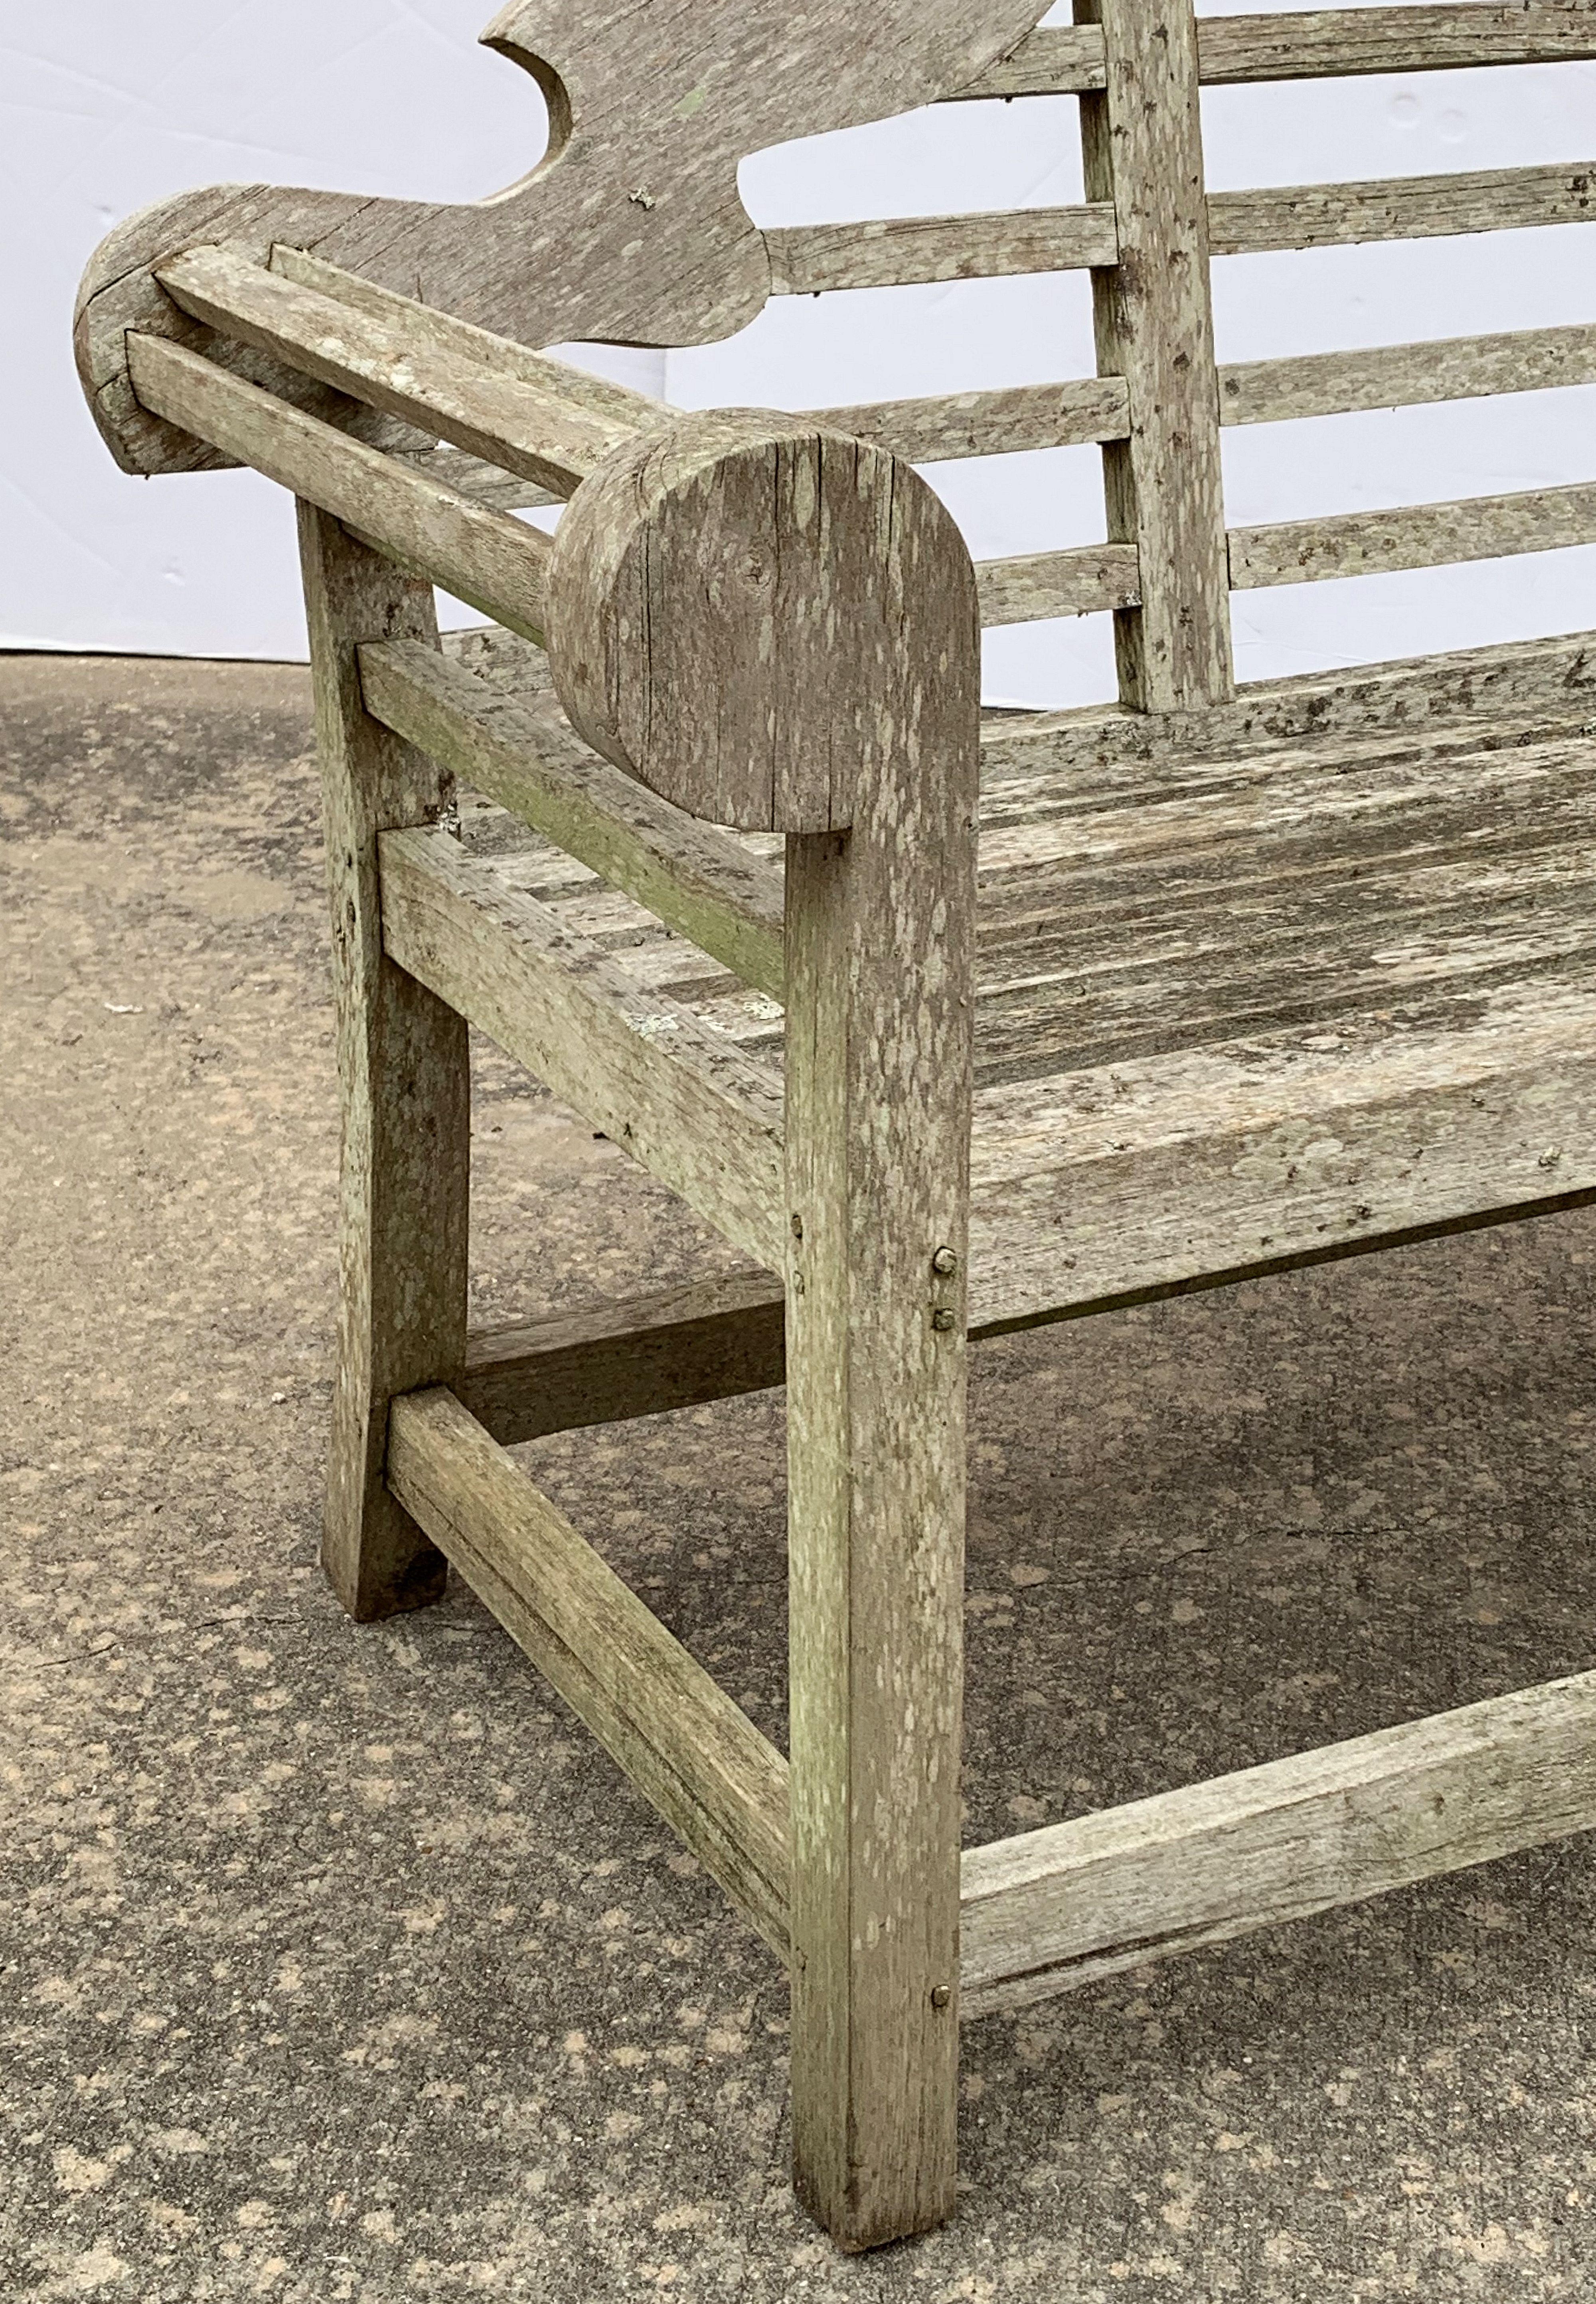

{"left": 975, "top": 890, "right": 1596, "bottom": 1084}
{"left": 453, "top": 700, "right": 1596, "bottom": 1335}
{"left": 965, "top": 973, "right": 1596, "bottom": 1331}
{"left": 982, "top": 629, "right": 1596, "bottom": 777}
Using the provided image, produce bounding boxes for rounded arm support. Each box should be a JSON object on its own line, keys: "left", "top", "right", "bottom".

{"left": 544, "top": 411, "right": 980, "bottom": 833}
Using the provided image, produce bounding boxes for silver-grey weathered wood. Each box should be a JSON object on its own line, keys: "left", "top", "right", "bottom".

{"left": 781, "top": 451, "right": 982, "bottom": 2247}
{"left": 458, "top": 1271, "right": 787, "bottom": 1445}
{"left": 1219, "top": 321, "right": 1596, "bottom": 427}
{"left": 76, "top": 0, "right": 1053, "bottom": 475}
{"left": 961, "top": 1668, "right": 1596, "bottom": 2014}
{"left": 129, "top": 334, "right": 554, "bottom": 641}
{"left": 388, "top": 1387, "right": 792, "bottom": 1956}
{"left": 1230, "top": 481, "right": 1596, "bottom": 589}
{"left": 956, "top": 6, "right": 1596, "bottom": 97}
{"left": 359, "top": 640, "right": 786, "bottom": 998}
{"left": 157, "top": 245, "right": 646, "bottom": 496}
{"left": 378, "top": 825, "right": 787, "bottom": 1271}
{"left": 74, "top": 0, "right": 1596, "bottom": 2258}
{"left": 982, "top": 629, "right": 1596, "bottom": 777}
{"left": 1208, "top": 162, "right": 1596, "bottom": 255}
{"left": 976, "top": 542, "right": 1143, "bottom": 625}
{"left": 765, "top": 204, "right": 1118, "bottom": 293}
{"left": 811, "top": 374, "right": 1132, "bottom": 462}
{"left": 1077, "top": 0, "right": 1235, "bottom": 711}
{"left": 299, "top": 506, "right": 470, "bottom": 1621}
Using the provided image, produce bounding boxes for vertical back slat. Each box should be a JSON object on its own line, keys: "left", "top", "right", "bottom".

{"left": 1077, "top": 0, "right": 1235, "bottom": 711}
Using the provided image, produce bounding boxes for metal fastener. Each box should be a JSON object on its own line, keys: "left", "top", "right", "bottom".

{"left": 930, "top": 1985, "right": 952, "bottom": 2009}
{"left": 931, "top": 1246, "right": 958, "bottom": 1276}
{"left": 931, "top": 1309, "right": 957, "bottom": 1333}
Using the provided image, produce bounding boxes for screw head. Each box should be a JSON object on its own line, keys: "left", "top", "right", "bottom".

{"left": 930, "top": 1985, "right": 952, "bottom": 2009}
{"left": 931, "top": 1246, "right": 958, "bottom": 1276}
{"left": 931, "top": 1308, "right": 957, "bottom": 1333}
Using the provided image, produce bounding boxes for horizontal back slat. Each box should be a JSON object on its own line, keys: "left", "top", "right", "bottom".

{"left": 951, "top": 5, "right": 1596, "bottom": 99}
{"left": 1198, "top": 4, "right": 1596, "bottom": 83}
{"left": 1230, "top": 479, "right": 1596, "bottom": 588}
{"left": 409, "top": 320, "right": 1596, "bottom": 494}
{"left": 1219, "top": 321, "right": 1596, "bottom": 425}
{"left": 1209, "top": 162, "right": 1596, "bottom": 255}
{"left": 969, "top": 481, "right": 1596, "bottom": 629}
{"left": 976, "top": 544, "right": 1142, "bottom": 625}
{"left": 765, "top": 205, "right": 1117, "bottom": 293}
{"left": 762, "top": 167, "right": 1592, "bottom": 298}
{"left": 809, "top": 376, "right": 1131, "bottom": 459}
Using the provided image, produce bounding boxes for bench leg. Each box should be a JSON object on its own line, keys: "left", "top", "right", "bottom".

{"left": 783, "top": 791, "right": 975, "bottom": 2246}
{"left": 298, "top": 502, "right": 470, "bottom": 1622}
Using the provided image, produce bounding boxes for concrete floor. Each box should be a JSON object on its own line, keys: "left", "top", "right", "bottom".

{"left": 4, "top": 651, "right": 1596, "bottom": 2301}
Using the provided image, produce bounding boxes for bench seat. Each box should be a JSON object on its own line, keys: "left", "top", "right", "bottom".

{"left": 429, "top": 635, "right": 1596, "bottom": 1339}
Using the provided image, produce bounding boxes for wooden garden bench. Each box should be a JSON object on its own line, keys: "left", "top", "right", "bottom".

{"left": 76, "top": 0, "right": 1596, "bottom": 2250}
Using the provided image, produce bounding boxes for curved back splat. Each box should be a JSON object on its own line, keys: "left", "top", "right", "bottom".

{"left": 76, "top": 0, "right": 1049, "bottom": 474}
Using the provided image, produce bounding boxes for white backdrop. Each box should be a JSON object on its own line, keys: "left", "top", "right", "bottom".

{"left": 7, "top": 0, "right": 1596, "bottom": 705}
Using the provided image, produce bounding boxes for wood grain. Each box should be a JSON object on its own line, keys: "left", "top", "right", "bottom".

{"left": 359, "top": 640, "right": 786, "bottom": 997}
{"left": 765, "top": 205, "right": 1118, "bottom": 293}
{"left": 1230, "top": 479, "right": 1596, "bottom": 588}
{"left": 77, "top": 0, "right": 1051, "bottom": 474}
{"left": 1197, "top": 4, "right": 1596, "bottom": 85}
{"left": 810, "top": 375, "right": 1131, "bottom": 461}
{"left": 1209, "top": 162, "right": 1596, "bottom": 255}
{"left": 270, "top": 245, "right": 671, "bottom": 435}
{"left": 782, "top": 445, "right": 981, "bottom": 2248}
{"left": 128, "top": 334, "right": 553, "bottom": 642}
{"left": 954, "top": 6, "right": 1596, "bottom": 99}
{"left": 547, "top": 414, "right": 980, "bottom": 835}
{"left": 388, "top": 1387, "right": 792, "bottom": 1956}
{"left": 377, "top": 825, "right": 787, "bottom": 1271}
{"left": 1078, "top": 0, "right": 1235, "bottom": 710}
{"left": 1219, "top": 321, "right": 1596, "bottom": 426}
{"left": 975, "top": 542, "right": 1142, "bottom": 625}
{"left": 750, "top": 160, "right": 1596, "bottom": 305}
{"left": 458, "top": 1271, "right": 787, "bottom": 1445}
{"left": 157, "top": 244, "right": 643, "bottom": 496}
{"left": 947, "top": 21, "right": 1107, "bottom": 96}
{"left": 964, "top": 971, "right": 1596, "bottom": 1332}
{"left": 981, "top": 630, "right": 1596, "bottom": 776}
{"left": 961, "top": 1667, "right": 1596, "bottom": 2013}
{"left": 298, "top": 507, "right": 470, "bottom": 1623}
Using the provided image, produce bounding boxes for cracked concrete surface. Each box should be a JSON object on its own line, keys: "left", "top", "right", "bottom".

{"left": 3, "top": 651, "right": 1595, "bottom": 2300}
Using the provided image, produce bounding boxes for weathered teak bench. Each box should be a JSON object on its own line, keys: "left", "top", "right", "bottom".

{"left": 77, "top": 0, "right": 1596, "bottom": 2250}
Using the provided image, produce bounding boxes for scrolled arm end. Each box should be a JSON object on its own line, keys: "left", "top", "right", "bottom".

{"left": 545, "top": 410, "right": 979, "bottom": 833}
